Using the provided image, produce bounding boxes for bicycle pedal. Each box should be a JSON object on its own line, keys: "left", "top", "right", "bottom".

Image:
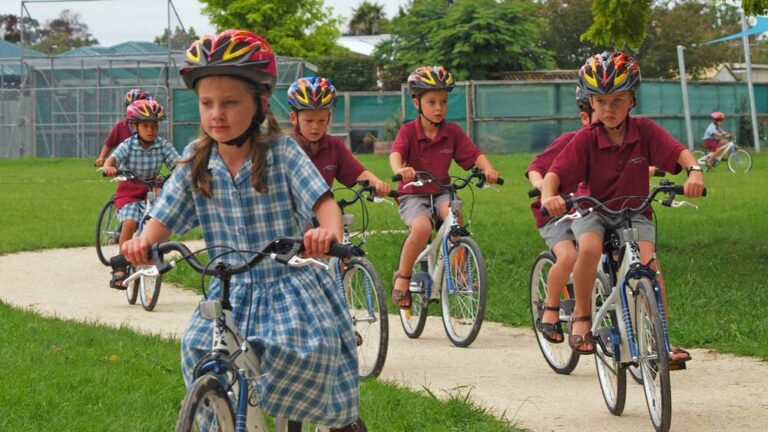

{"left": 669, "top": 361, "right": 687, "bottom": 371}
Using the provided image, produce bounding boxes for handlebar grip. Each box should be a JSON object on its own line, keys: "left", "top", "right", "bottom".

{"left": 528, "top": 188, "right": 541, "bottom": 198}
{"left": 327, "top": 243, "right": 365, "bottom": 259}
{"left": 653, "top": 168, "right": 667, "bottom": 177}
{"left": 496, "top": 177, "right": 505, "bottom": 185}
{"left": 672, "top": 185, "right": 708, "bottom": 197}
{"left": 388, "top": 190, "right": 400, "bottom": 199}
{"left": 391, "top": 174, "right": 403, "bottom": 182}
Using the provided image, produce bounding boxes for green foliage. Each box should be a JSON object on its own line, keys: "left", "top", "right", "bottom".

{"left": 199, "top": 0, "right": 345, "bottom": 59}
{"left": 374, "top": 0, "right": 554, "bottom": 82}
{"left": 315, "top": 54, "right": 377, "bottom": 91}
{"left": 347, "top": 1, "right": 389, "bottom": 35}
{"left": 154, "top": 26, "right": 199, "bottom": 50}
{"left": 743, "top": 0, "right": 768, "bottom": 15}
{"left": 582, "top": 0, "right": 653, "bottom": 50}
{"left": 31, "top": 9, "right": 98, "bottom": 54}
{"left": 1, "top": 14, "right": 40, "bottom": 44}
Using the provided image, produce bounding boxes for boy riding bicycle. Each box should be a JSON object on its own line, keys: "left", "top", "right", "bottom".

{"left": 286, "top": 76, "right": 391, "bottom": 197}
{"left": 389, "top": 65, "right": 499, "bottom": 310}
{"left": 95, "top": 88, "right": 152, "bottom": 167}
{"left": 540, "top": 52, "right": 705, "bottom": 356}
{"left": 102, "top": 99, "right": 180, "bottom": 289}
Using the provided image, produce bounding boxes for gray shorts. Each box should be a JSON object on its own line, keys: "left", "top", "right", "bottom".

{"left": 571, "top": 212, "right": 655, "bottom": 243}
{"left": 397, "top": 193, "right": 450, "bottom": 226}
{"left": 538, "top": 217, "right": 576, "bottom": 249}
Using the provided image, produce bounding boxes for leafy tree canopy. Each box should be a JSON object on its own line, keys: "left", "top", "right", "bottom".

{"left": 32, "top": 10, "right": 98, "bottom": 54}
{"left": 200, "top": 0, "right": 346, "bottom": 59}
{"left": 347, "top": 1, "right": 389, "bottom": 35}
{"left": 154, "top": 26, "right": 199, "bottom": 50}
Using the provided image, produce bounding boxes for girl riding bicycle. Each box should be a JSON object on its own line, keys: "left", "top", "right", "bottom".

{"left": 287, "top": 76, "right": 391, "bottom": 197}
{"left": 541, "top": 52, "right": 705, "bottom": 355}
{"left": 102, "top": 99, "right": 180, "bottom": 289}
{"left": 120, "top": 30, "right": 365, "bottom": 431}
{"left": 389, "top": 65, "right": 500, "bottom": 310}
{"left": 702, "top": 111, "right": 732, "bottom": 167}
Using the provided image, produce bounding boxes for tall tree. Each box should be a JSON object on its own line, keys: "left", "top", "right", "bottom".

{"left": 374, "top": 0, "right": 554, "bottom": 86}
{"left": 536, "top": 0, "right": 612, "bottom": 69}
{"left": 154, "top": 26, "right": 199, "bottom": 50}
{"left": 200, "top": 0, "right": 345, "bottom": 59}
{"left": 347, "top": 1, "right": 388, "bottom": 35}
{"left": 32, "top": 10, "right": 98, "bottom": 54}
{"left": 1, "top": 14, "right": 41, "bottom": 44}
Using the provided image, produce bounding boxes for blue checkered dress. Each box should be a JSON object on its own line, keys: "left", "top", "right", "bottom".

{"left": 111, "top": 135, "right": 180, "bottom": 223}
{"left": 151, "top": 136, "right": 359, "bottom": 427}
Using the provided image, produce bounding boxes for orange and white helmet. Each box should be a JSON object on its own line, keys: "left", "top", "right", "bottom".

{"left": 180, "top": 30, "right": 277, "bottom": 94}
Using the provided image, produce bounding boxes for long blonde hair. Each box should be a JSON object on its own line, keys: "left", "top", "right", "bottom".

{"left": 182, "top": 76, "right": 281, "bottom": 197}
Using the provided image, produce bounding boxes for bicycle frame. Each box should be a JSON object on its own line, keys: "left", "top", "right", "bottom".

{"left": 696, "top": 141, "right": 735, "bottom": 165}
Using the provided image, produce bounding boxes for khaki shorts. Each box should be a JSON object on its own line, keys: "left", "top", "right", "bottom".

{"left": 397, "top": 193, "right": 451, "bottom": 226}
{"left": 538, "top": 217, "right": 576, "bottom": 249}
{"left": 571, "top": 212, "right": 655, "bottom": 244}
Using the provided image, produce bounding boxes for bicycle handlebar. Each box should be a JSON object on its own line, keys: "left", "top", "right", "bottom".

{"left": 336, "top": 181, "right": 400, "bottom": 209}
{"left": 391, "top": 167, "right": 504, "bottom": 189}
{"left": 527, "top": 168, "right": 666, "bottom": 199}
{"left": 99, "top": 168, "right": 166, "bottom": 187}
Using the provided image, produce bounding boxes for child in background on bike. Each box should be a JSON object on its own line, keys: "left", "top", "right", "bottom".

{"left": 702, "top": 111, "right": 732, "bottom": 167}
{"left": 120, "top": 30, "right": 365, "bottom": 431}
{"left": 94, "top": 88, "right": 152, "bottom": 167}
{"left": 525, "top": 87, "right": 595, "bottom": 343}
{"left": 541, "top": 52, "right": 705, "bottom": 355}
{"left": 287, "top": 76, "right": 391, "bottom": 197}
{"left": 102, "top": 99, "right": 180, "bottom": 289}
{"left": 390, "top": 66, "right": 499, "bottom": 309}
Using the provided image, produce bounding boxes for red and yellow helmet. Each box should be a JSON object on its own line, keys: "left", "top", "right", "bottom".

{"left": 287, "top": 76, "right": 337, "bottom": 111}
{"left": 578, "top": 52, "right": 640, "bottom": 97}
{"left": 407, "top": 66, "right": 455, "bottom": 96}
{"left": 126, "top": 99, "right": 165, "bottom": 123}
{"left": 180, "top": 30, "right": 277, "bottom": 94}
{"left": 124, "top": 88, "right": 151, "bottom": 106}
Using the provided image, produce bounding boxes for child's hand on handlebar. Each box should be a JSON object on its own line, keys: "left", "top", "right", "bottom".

{"left": 482, "top": 168, "right": 500, "bottom": 184}
{"left": 541, "top": 195, "right": 567, "bottom": 217}
{"left": 683, "top": 173, "right": 705, "bottom": 198}
{"left": 373, "top": 180, "right": 392, "bottom": 197}
{"left": 303, "top": 227, "right": 338, "bottom": 258}
{"left": 394, "top": 167, "right": 416, "bottom": 183}
{"left": 121, "top": 237, "right": 153, "bottom": 267}
{"left": 102, "top": 166, "right": 118, "bottom": 177}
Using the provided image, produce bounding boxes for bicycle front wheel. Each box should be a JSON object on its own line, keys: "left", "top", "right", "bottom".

{"left": 125, "top": 268, "right": 139, "bottom": 305}
{"left": 95, "top": 197, "right": 120, "bottom": 266}
{"left": 440, "top": 237, "right": 487, "bottom": 347}
{"left": 398, "top": 240, "right": 429, "bottom": 339}
{"left": 344, "top": 258, "right": 388, "bottom": 379}
{"left": 727, "top": 149, "right": 752, "bottom": 173}
{"left": 176, "top": 375, "right": 236, "bottom": 432}
{"left": 593, "top": 276, "right": 627, "bottom": 416}
{"left": 139, "top": 266, "right": 163, "bottom": 311}
{"left": 634, "top": 278, "right": 672, "bottom": 432}
{"left": 529, "top": 251, "right": 580, "bottom": 374}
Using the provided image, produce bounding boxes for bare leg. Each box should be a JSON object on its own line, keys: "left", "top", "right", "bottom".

{"left": 542, "top": 240, "right": 578, "bottom": 342}
{"left": 571, "top": 232, "right": 602, "bottom": 352}
{"left": 394, "top": 215, "right": 432, "bottom": 307}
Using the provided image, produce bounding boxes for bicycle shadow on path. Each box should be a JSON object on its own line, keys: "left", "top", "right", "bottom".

{"left": 1, "top": 246, "right": 766, "bottom": 432}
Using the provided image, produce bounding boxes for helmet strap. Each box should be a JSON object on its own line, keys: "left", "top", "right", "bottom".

{"left": 221, "top": 99, "right": 266, "bottom": 148}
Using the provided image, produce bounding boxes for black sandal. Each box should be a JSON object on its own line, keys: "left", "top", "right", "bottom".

{"left": 568, "top": 315, "right": 595, "bottom": 354}
{"left": 110, "top": 269, "right": 128, "bottom": 290}
{"left": 391, "top": 272, "right": 412, "bottom": 310}
{"left": 536, "top": 304, "right": 564, "bottom": 344}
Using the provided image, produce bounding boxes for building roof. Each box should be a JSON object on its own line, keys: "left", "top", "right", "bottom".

{"left": 0, "top": 40, "right": 46, "bottom": 58}
{"left": 58, "top": 41, "right": 168, "bottom": 57}
{"left": 337, "top": 34, "right": 391, "bottom": 56}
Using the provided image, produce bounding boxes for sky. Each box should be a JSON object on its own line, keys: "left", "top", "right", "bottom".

{"left": 3, "top": 0, "right": 408, "bottom": 47}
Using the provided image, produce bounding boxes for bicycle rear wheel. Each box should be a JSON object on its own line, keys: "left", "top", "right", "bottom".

{"left": 176, "top": 375, "right": 235, "bottom": 432}
{"left": 96, "top": 197, "right": 120, "bottom": 266}
{"left": 344, "top": 258, "right": 388, "bottom": 379}
{"left": 139, "top": 267, "right": 163, "bottom": 311}
{"left": 592, "top": 277, "right": 627, "bottom": 416}
{"left": 692, "top": 150, "right": 706, "bottom": 166}
{"left": 634, "top": 278, "right": 672, "bottom": 432}
{"left": 529, "top": 251, "right": 579, "bottom": 374}
{"left": 727, "top": 149, "right": 752, "bottom": 173}
{"left": 125, "top": 268, "right": 139, "bottom": 305}
{"left": 398, "top": 241, "right": 429, "bottom": 339}
{"left": 441, "top": 237, "right": 487, "bottom": 347}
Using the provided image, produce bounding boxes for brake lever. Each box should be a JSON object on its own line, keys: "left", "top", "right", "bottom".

{"left": 402, "top": 180, "right": 424, "bottom": 188}
{"left": 121, "top": 265, "right": 160, "bottom": 286}
{"left": 481, "top": 184, "right": 500, "bottom": 192}
{"left": 554, "top": 210, "right": 584, "bottom": 226}
{"left": 372, "top": 197, "right": 395, "bottom": 206}
{"left": 670, "top": 200, "right": 698, "bottom": 209}
{"left": 283, "top": 255, "right": 329, "bottom": 270}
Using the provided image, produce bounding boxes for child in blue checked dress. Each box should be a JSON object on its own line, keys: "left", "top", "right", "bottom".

{"left": 120, "top": 30, "right": 365, "bottom": 431}
{"left": 102, "top": 98, "right": 180, "bottom": 289}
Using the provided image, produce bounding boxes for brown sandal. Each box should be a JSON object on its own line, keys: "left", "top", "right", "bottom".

{"left": 391, "top": 272, "right": 412, "bottom": 310}
{"left": 536, "top": 304, "right": 564, "bottom": 344}
{"left": 568, "top": 315, "right": 595, "bottom": 354}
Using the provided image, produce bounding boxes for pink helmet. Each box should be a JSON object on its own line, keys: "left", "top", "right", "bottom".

{"left": 711, "top": 111, "right": 725, "bottom": 121}
{"left": 126, "top": 99, "right": 165, "bottom": 123}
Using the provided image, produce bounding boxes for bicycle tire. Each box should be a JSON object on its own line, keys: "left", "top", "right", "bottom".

{"left": 727, "top": 149, "right": 752, "bottom": 173}
{"left": 440, "top": 237, "right": 487, "bottom": 347}
{"left": 344, "top": 258, "right": 389, "bottom": 379}
{"left": 125, "top": 268, "right": 139, "bottom": 304}
{"left": 176, "top": 375, "right": 236, "bottom": 432}
{"left": 634, "top": 278, "right": 672, "bottom": 432}
{"left": 692, "top": 150, "right": 706, "bottom": 165}
{"left": 529, "top": 251, "right": 580, "bottom": 374}
{"left": 139, "top": 267, "right": 163, "bottom": 311}
{"left": 593, "top": 275, "right": 627, "bottom": 416}
{"left": 397, "top": 238, "right": 429, "bottom": 339}
{"left": 95, "top": 197, "right": 120, "bottom": 266}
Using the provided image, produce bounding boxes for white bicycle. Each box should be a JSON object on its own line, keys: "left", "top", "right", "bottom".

{"left": 693, "top": 140, "right": 752, "bottom": 173}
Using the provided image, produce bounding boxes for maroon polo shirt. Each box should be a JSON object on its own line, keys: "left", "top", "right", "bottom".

{"left": 306, "top": 132, "right": 366, "bottom": 188}
{"left": 526, "top": 129, "right": 589, "bottom": 228}
{"left": 549, "top": 116, "right": 685, "bottom": 218}
{"left": 105, "top": 119, "right": 133, "bottom": 150}
{"left": 391, "top": 120, "right": 482, "bottom": 195}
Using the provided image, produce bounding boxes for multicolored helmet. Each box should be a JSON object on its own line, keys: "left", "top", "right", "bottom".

{"left": 180, "top": 30, "right": 277, "bottom": 94}
{"left": 575, "top": 86, "right": 592, "bottom": 113}
{"left": 407, "top": 66, "right": 455, "bottom": 96}
{"left": 287, "top": 76, "right": 337, "bottom": 111}
{"left": 711, "top": 111, "right": 725, "bottom": 121}
{"left": 124, "top": 88, "right": 151, "bottom": 106}
{"left": 126, "top": 99, "right": 165, "bottom": 122}
{"left": 578, "top": 52, "right": 640, "bottom": 97}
